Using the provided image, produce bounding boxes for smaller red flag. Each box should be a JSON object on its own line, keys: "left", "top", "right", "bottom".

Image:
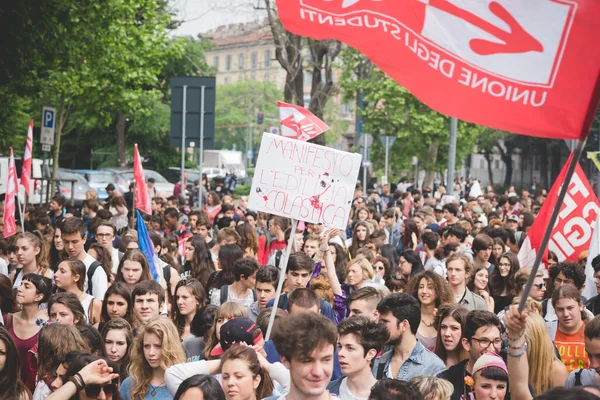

{"left": 21, "top": 120, "right": 33, "bottom": 195}
{"left": 518, "top": 153, "right": 600, "bottom": 267}
{"left": 133, "top": 144, "right": 152, "bottom": 215}
{"left": 278, "top": 101, "right": 329, "bottom": 141}
{"left": 4, "top": 148, "right": 18, "bottom": 238}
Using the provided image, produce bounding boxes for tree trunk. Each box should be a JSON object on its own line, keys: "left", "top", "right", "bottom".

{"left": 116, "top": 112, "right": 126, "bottom": 167}
{"left": 423, "top": 140, "right": 439, "bottom": 189}
{"left": 539, "top": 141, "right": 549, "bottom": 189}
{"left": 483, "top": 150, "right": 494, "bottom": 187}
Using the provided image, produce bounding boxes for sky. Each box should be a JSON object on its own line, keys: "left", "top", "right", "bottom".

{"left": 169, "top": 0, "right": 263, "bottom": 37}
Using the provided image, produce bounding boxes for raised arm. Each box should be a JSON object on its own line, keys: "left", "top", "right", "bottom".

{"left": 503, "top": 305, "right": 533, "bottom": 400}
{"left": 321, "top": 230, "right": 343, "bottom": 296}
{"left": 164, "top": 359, "right": 221, "bottom": 395}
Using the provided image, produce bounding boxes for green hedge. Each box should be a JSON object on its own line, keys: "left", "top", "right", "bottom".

{"left": 234, "top": 184, "right": 251, "bottom": 196}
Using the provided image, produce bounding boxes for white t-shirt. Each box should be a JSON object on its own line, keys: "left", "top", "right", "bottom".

{"left": 210, "top": 286, "right": 255, "bottom": 308}
{"left": 82, "top": 253, "right": 108, "bottom": 300}
{"left": 111, "top": 247, "right": 120, "bottom": 274}
{"left": 0, "top": 258, "right": 8, "bottom": 277}
{"left": 339, "top": 379, "right": 367, "bottom": 400}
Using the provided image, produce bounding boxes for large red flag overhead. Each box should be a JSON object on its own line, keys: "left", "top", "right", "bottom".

{"left": 3, "top": 148, "right": 18, "bottom": 238}
{"left": 276, "top": 0, "right": 600, "bottom": 139}
{"left": 133, "top": 144, "right": 152, "bottom": 215}
{"left": 21, "top": 120, "right": 33, "bottom": 196}
{"left": 518, "top": 153, "right": 600, "bottom": 268}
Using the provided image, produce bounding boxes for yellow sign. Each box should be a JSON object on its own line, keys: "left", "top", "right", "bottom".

{"left": 588, "top": 152, "right": 600, "bottom": 172}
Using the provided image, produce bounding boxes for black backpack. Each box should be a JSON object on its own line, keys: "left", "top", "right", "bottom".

{"left": 86, "top": 260, "right": 103, "bottom": 295}
{"left": 220, "top": 284, "right": 257, "bottom": 305}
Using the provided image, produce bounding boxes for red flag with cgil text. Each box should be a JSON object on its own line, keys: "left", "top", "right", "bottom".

{"left": 518, "top": 153, "right": 600, "bottom": 268}
{"left": 278, "top": 101, "right": 330, "bottom": 141}
{"left": 133, "top": 144, "right": 152, "bottom": 215}
{"left": 276, "top": 0, "right": 600, "bottom": 139}
{"left": 3, "top": 148, "right": 18, "bottom": 238}
{"left": 20, "top": 120, "right": 33, "bottom": 195}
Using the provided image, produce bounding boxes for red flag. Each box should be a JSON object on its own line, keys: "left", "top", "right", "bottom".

{"left": 278, "top": 101, "right": 330, "bottom": 141}
{"left": 276, "top": 0, "right": 600, "bottom": 139}
{"left": 518, "top": 153, "right": 600, "bottom": 267}
{"left": 21, "top": 120, "right": 33, "bottom": 196}
{"left": 3, "top": 148, "right": 18, "bottom": 238}
{"left": 133, "top": 144, "right": 152, "bottom": 215}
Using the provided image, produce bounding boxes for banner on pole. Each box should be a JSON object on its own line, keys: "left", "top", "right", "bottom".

{"left": 248, "top": 133, "right": 361, "bottom": 230}
{"left": 278, "top": 101, "right": 330, "bottom": 141}
{"left": 519, "top": 154, "right": 600, "bottom": 267}
{"left": 133, "top": 144, "right": 152, "bottom": 215}
{"left": 276, "top": 0, "right": 600, "bottom": 140}
{"left": 21, "top": 120, "right": 33, "bottom": 195}
{"left": 3, "top": 148, "right": 18, "bottom": 238}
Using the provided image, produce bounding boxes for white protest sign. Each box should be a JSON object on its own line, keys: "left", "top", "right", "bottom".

{"left": 249, "top": 133, "right": 362, "bottom": 230}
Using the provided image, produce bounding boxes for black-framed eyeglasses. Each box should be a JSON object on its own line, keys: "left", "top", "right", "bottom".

{"left": 85, "top": 382, "right": 117, "bottom": 398}
{"left": 471, "top": 337, "right": 502, "bottom": 349}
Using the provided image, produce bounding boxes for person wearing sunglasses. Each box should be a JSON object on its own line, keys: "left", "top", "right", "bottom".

{"left": 46, "top": 352, "right": 121, "bottom": 400}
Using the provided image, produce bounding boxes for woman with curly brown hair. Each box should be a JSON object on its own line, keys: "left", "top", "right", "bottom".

{"left": 408, "top": 270, "right": 453, "bottom": 351}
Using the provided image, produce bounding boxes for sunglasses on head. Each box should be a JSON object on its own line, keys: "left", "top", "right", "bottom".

{"left": 390, "top": 275, "right": 405, "bottom": 281}
{"left": 85, "top": 382, "right": 117, "bottom": 398}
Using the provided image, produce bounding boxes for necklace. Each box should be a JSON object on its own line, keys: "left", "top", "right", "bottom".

{"left": 421, "top": 318, "right": 434, "bottom": 327}
{"left": 149, "top": 381, "right": 165, "bottom": 397}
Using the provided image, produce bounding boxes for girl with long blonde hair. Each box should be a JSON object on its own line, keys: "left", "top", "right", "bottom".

{"left": 121, "top": 316, "right": 185, "bottom": 399}
{"left": 524, "top": 312, "right": 569, "bottom": 394}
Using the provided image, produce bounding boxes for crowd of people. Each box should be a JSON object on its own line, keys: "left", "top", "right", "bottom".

{"left": 1, "top": 177, "right": 600, "bottom": 400}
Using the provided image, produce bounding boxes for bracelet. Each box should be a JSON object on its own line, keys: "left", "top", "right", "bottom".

{"left": 319, "top": 247, "right": 330, "bottom": 252}
{"left": 507, "top": 341, "right": 526, "bottom": 350}
{"left": 508, "top": 341, "right": 528, "bottom": 357}
{"left": 506, "top": 331, "right": 525, "bottom": 342}
{"left": 68, "top": 376, "right": 83, "bottom": 392}
{"left": 75, "top": 372, "right": 87, "bottom": 389}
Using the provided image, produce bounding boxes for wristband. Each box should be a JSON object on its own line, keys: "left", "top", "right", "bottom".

{"left": 506, "top": 331, "right": 525, "bottom": 342}
{"left": 508, "top": 341, "right": 528, "bottom": 357}
{"left": 68, "top": 376, "right": 83, "bottom": 392}
{"left": 75, "top": 372, "right": 87, "bottom": 388}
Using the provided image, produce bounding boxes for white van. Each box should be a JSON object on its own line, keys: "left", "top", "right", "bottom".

{"left": 0, "top": 157, "right": 51, "bottom": 204}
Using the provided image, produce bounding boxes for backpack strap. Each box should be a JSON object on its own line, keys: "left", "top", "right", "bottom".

{"left": 163, "top": 265, "right": 172, "bottom": 296}
{"left": 542, "top": 299, "right": 548, "bottom": 318}
{"left": 252, "top": 289, "right": 257, "bottom": 302}
{"left": 220, "top": 285, "right": 230, "bottom": 305}
{"left": 86, "top": 260, "right": 102, "bottom": 295}
{"left": 277, "top": 293, "right": 286, "bottom": 309}
{"left": 275, "top": 251, "right": 282, "bottom": 269}
{"left": 574, "top": 368, "right": 584, "bottom": 387}
{"left": 376, "top": 351, "right": 391, "bottom": 380}
{"left": 13, "top": 268, "right": 22, "bottom": 284}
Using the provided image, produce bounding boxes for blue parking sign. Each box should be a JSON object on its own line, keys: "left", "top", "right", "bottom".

{"left": 43, "top": 109, "right": 55, "bottom": 128}
{"left": 41, "top": 106, "right": 56, "bottom": 145}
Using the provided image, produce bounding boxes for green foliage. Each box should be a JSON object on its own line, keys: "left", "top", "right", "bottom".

{"left": 214, "top": 80, "right": 282, "bottom": 151}
{"left": 338, "top": 48, "right": 482, "bottom": 180}
{"left": 234, "top": 184, "right": 251, "bottom": 196}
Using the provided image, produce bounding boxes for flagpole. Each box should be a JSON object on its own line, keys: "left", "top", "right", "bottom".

{"left": 519, "top": 137, "right": 588, "bottom": 313}
{"left": 16, "top": 195, "right": 25, "bottom": 232}
{"left": 265, "top": 218, "right": 298, "bottom": 341}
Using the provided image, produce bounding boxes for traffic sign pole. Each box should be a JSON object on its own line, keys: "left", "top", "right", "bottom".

{"left": 198, "top": 85, "right": 205, "bottom": 209}
{"left": 385, "top": 136, "right": 390, "bottom": 183}
{"left": 180, "top": 86, "right": 188, "bottom": 188}
{"left": 447, "top": 117, "right": 458, "bottom": 195}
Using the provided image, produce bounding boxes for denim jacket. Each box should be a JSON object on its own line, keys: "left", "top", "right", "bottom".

{"left": 372, "top": 339, "right": 446, "bottom": 381}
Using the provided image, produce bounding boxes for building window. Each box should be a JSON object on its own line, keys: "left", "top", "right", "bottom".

{"left": 213, "top": 56, "right": 219, "bottom": 70}
{"left": 264, "top": 50, "right": 271, "bottom": 67}
{"left": 250, "top": 73, "right": 256, "bottom": 81}
{"left": 341, "top": 101, "right": 353, "bottom": 114}
{"left": 495, "top": 160, "right": 500, "bottom": 169}
{"left": 238, "top": 53, "right": 244, "bottom": 70}
{"left": 264, "top": 73, "right": 270, "bottom": 82}
{"left": 251, "top": 52, "right": 257, "bottom": 69}
{"left": 480, "top": 159, "right": 485, "bottom": 169}
{"left": 226, "top": 55, "right": 232, "bottom": 71}
{"left": 224, "top": 76, "right": 231, "bottom": 84}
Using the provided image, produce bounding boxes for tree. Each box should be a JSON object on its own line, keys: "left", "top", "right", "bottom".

{"left": 2, "top": 0, "right": 179, "bottom": 192}
{"left": 214, "top": 80, "right": 282, "bottom": 153}
{"left": 338, "top": 48, "right": 483, "bottom": 187}
{"left": 263, "top": 0, "right": 341, "bottom": 145}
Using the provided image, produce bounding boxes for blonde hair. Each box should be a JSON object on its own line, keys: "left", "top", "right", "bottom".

{"left": 525, "top": 312, "right": 555, "bottom": 395}
{"left": 128, "top": 317, "right": 185, "bottom": 399}
{"left": 204, "top": 302, "right": 249, "bottom": 360}
{"left": 511, "top": 296, "right": 542, "bottom": 315}
{"left": 345, "top": 258, "right": 375, "bottom": 283}
{"left": 409, "top": 376, "right": 454, "bottom": 400}
{"left": 310, "top": 275, "right": 334, "bottom": 305}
